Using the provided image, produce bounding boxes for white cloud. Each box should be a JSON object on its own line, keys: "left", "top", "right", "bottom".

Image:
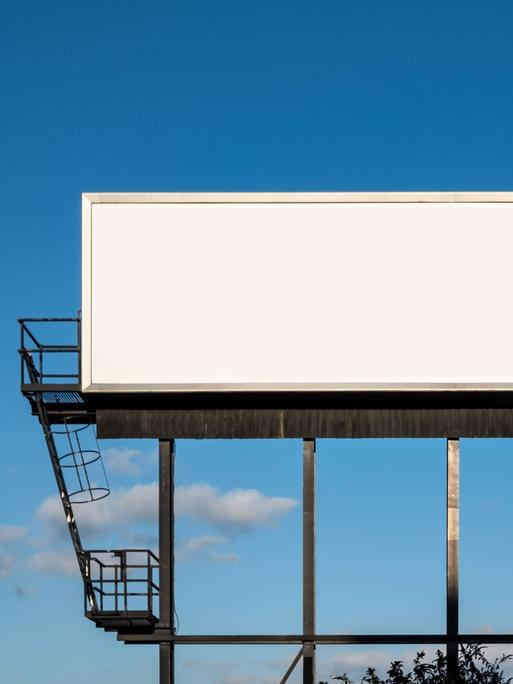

{"left": 28, "top": 551, "right": 78, "bottom": 576}
{"left": 322, "top": 649, "right": 398, "bottom": 674}
{"left": 184, "top": 660, "right": 256, "bottom": 684}
{"left": 175, "top": 483, "right": 298, "bottom": 532}
{"left": 33, "top": 482, "right": 295, "bottom": 569}
{"left": 183, "top": 535, "right": 229, "bottom": 553}
{"left": 124, "top": 531, "right": 158, "bottom": 548}
{"left": 176, "top": 535, "right": 232, "bottom": 561}
{"left": 209, "top": 551, "right": 239, "bottom": 563}
{"left": 0, "top": 554, "right": 14, "bottom": 579}
{"left": 36, "top": 481, "right": 298, "bottom": 539}
{"left": 472, "top": 624, "right": 495, "bottom": 635}
{"left": 176, "top": 535, "right": 240, "bottom": 563}
{"left": 0, "top": 525, "right": 26, "bottom": 544}
{"left": 184, "top": 656, "right": 280, "bottom": 684}
{"left": 36, "top": 483, "right": 158, "bottom": 538}
{"left": 103, "top": 447, "right": 155, "bottom": 476}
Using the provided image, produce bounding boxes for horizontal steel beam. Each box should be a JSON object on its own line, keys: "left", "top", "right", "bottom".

{"left": 97, "top": 405, "right": 513, "bottom": 439}
{"left": 21, "top": 384, "right": 81, "bottom": 393}
{"left": 118, "top": 633, "right": 513, "bottom": 645}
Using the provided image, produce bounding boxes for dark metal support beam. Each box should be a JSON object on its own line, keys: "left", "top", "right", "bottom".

{"left": 96, "top": 403, "right": 513, "bottom": 439}
{"left": 279, "top": 648, "right": 304, "bottom": 684}
{"left": 159, "top": 643, "right": 173, "bottom": 684}
{"left": 118, "top": 632, "right": 513, "bottom": 645}
{"left": 447, "top": 439, "right": 460, "bottom": 680}
{"left": 303, "top": 439, "right": 316, "bottom": 684}
{"left": 159, "top": 439, "right": 175, "bottom": 684}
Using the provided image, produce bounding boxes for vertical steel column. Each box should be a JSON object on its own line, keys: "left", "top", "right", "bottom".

{"left": 303, "top": 438, "right": 316, "bottom": 684}
{"left": 159, "top": 439, "right": 175, "bottom": 684}
{"left": 447, "top": 439, "right": 459, "bottom": 680}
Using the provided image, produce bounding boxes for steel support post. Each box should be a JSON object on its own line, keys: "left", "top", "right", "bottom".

{"left": 303, "top": 439, "right": 316, "bottom": 684}
{"left": 159, "top": 439, "right": 175, "bottom": 684}
{"left": 447, "top": 439, "right": 459, "bottom": 681}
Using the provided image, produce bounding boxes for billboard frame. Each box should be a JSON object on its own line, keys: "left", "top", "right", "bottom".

{"left": 82, "top": 191, "right": 513, "bottom": 394}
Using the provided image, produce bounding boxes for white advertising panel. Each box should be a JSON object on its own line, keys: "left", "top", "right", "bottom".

{"left": 82, "top": 192, "right": 513, "bottom": 392}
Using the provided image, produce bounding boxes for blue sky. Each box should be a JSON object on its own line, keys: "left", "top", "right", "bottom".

{"left": 2, "top": 1, "right": 513, "bottom": 683}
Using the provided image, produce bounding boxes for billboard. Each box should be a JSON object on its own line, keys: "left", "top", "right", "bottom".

{"left": 82, "top": 192, "right": 513, "bottom": 393}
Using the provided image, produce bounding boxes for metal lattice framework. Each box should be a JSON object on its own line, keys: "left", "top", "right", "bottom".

{"left": 18, "top": 317, "right": 513, "bottom": 684}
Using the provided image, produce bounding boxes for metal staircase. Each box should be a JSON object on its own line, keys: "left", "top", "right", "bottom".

{"left": 18, "top": 318, "right": 160, "bottom": 634}
{"left": 21, "top": 346, "right": 97, "bottom": 608}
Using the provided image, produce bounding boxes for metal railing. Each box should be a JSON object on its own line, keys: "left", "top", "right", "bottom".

{"left": 18, "top": 317, "right": 80, "bottom": 386}
{"left": 53, "top": 418, "right": 110, "bottom": 503}
{"left": 84, "top": 550, "right": 159, "bottom": 617}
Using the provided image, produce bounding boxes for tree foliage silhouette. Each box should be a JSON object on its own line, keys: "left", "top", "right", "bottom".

{"left": 319, "top": 645, "right": 513, "bottom": 684}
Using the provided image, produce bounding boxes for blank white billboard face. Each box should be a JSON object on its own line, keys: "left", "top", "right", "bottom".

{"left": 82, "top": 193, "right": 513, "bottom": 392}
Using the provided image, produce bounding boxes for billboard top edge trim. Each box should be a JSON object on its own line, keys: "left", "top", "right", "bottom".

{"left": 82, "top": 191, "right": 513, "bottom": 205}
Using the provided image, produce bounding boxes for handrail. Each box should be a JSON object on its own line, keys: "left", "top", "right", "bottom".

{"left": 22, "top": 346, "right": 77, "bottom": 351}
{"left": 19, "top": 317, "right": 81, "bottom": 387}
{"left": 85, "top": 549, "right": 159, "bottom": 616}
{"left": 18, "top": 317, "right": 80, "bottom": 323}
{"left": 19, "top": 326, "right": 41, "bottom": 349}
{"left": 87, "top": 548, "right": 159, "bottom": 561}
